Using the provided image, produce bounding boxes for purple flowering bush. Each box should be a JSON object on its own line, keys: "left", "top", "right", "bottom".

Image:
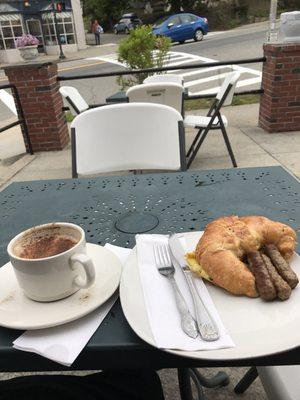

{"left": 15, "top": 34, "right": 39, "bottom": 48}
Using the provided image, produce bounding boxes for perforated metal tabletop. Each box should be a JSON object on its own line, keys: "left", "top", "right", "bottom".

{"left": 0, "top": 166, "right": 299, "bottom": 371}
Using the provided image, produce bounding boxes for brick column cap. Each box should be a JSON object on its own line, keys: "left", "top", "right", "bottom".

{"left": 4, "top": 61, "right": 57, "bottom": 73}
{"left": 263, "top": 42, "right": 300, "bottom": 54}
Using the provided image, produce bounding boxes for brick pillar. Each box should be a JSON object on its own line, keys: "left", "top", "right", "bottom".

{"left": 259, "top": 43, "right": 300, "bottom": 133}
{"left": 4, "top": 62, "right": 69, "bottom": 152}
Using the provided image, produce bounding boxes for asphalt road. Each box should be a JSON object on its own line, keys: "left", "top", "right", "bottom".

{"left": 1, "top": 22, "right": 269, "bottom": 123}
{"left": 58, "top": 22, "right": 268, "bottom": 106}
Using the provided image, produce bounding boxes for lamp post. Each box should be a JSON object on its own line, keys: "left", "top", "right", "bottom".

{"left": 267, "top": 0, "right": 278, "bottom": 42}
{"left": 51, "top": 0, "right": 66, "bottom": 59}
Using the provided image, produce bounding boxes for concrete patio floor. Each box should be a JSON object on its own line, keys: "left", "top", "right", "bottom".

{"left": 0, "top": 102, "right": 299, "bottom": 399}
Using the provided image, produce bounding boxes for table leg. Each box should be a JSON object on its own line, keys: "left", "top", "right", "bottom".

{"left": 177, "top": 368, "right": 194, "bottom": 400}
{"left": 177, "top": 368, "right": 205, "bottom": 400}
{"left": 177, "top": 367, "right": 230, "bottom": 400}
{"left": 234, "top": 366, "right": 258, "bottom": 394}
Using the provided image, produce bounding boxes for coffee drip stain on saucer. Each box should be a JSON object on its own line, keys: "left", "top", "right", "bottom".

{"left": 78, "top": 291, "right": 91, "bottom": 304}
{"left": 0, "top": 291, "right": 16, "bottom": 305}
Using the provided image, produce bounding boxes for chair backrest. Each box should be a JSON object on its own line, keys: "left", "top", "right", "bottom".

{"left": 216, "top": 72, "right": 240, "bottom": 107}
{"left": 0, "top": 89, "right": 17, "bottom": 116}
{"left": 126, "top": 82, "right": 184, "bottom": 114}
{"left": 59, "top": 86, "right": 89, "bottom": 114}
{"left": 144, "top": 74, "right": 184, "bottom": 85}
{"left": 70, "top": 103, "right": 186, "bottom": 177}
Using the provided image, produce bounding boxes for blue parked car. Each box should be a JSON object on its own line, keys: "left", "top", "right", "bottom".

{"left": 152, "top": 13, "right": 208, "bottom": 43}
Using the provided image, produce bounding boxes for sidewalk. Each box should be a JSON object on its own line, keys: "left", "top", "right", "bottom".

{"left": 1, "top": 103, "right": 300, "bottom": 191}
{"left": 0, "top": 34, "right": 120, "bottom": 72}
{"left": 0, "top": 43, "right": 118, "bottom": 72}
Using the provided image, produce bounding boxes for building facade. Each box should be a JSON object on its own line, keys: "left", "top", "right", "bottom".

{"left": 0, "top": 0, "right": 86, "bottom": 63}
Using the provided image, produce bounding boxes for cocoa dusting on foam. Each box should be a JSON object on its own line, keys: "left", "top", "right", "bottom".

{"left": 19, "top": 236, "right": 77, "bottom": 259}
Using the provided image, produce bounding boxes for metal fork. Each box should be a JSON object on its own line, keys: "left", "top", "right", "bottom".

{"left": 153, "top": 243, "right": 198, "bottom": 339}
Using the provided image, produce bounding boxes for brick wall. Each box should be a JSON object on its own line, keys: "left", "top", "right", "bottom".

{"left": 259, "top": 43, "right": 300, "bottom": 133}
{"left": 4, "top": 62, "right": 69, "bottom": 152}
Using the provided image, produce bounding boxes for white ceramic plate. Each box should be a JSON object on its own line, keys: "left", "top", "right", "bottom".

{"left": 120, "top": 232, "right": 300, "bottom": 360}
{"left": 0, "top": 243, "right": 122, "bottom": 330}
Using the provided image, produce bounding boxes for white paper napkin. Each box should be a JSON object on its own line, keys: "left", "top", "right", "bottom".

{"left": 13, "top": 244, "right": 132, "bottom": 367}
{"left": 136, "top": 234, "right": 235, "bottom": 351}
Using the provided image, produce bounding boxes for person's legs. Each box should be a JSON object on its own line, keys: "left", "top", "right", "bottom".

{"left": 95, "top": 33, "right": 100, "bottom": 45}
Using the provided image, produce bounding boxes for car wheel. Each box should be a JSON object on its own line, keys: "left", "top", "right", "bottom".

{"left": 194, "top": 29, "right": 204, "bottom": 42}
{"left": 179, "top": 40, "right": 185, "bottom": 44}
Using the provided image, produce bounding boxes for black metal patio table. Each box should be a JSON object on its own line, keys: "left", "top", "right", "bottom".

{"left": 0, "top": 166, "right": 300, "bottom": 379}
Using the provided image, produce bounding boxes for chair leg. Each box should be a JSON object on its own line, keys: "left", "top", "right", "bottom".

{"left": 177, "top": 368, "right": 230, "bottom": 400}
{"left": 186, "top": 128, "right": 204, "bottom": 158}
{"left": 187, "top": 127, "right": 210, "bottom": 169}
{"left": 234, "top": 367, "right": 258, "bottom": 394}
{"left": 220, "top": 124, "right": 237, "bottom": 168}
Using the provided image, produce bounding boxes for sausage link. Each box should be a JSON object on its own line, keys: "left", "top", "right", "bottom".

{"left": 247, "top": 251, "right": 276, "bottom": 301}
{"left": 261, "top": 253, "right": 292, "bottom": 301}
{"left": 264, "top": 244, "right": 299, "bottom": 289}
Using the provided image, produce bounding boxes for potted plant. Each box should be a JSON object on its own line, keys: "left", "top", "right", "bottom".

{"left": 15, "top": 34, "right": 39, "bottom": 61}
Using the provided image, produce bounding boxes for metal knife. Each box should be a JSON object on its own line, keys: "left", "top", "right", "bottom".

{"left": 169, "top": 234, "right": 220, "bottom": 342}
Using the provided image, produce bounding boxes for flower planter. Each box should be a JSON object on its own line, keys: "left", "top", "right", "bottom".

{"left": 18, "top": 45, "right": 39, "bottom": 61}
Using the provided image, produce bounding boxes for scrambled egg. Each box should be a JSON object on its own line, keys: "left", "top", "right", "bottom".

{"left": 185, "top": 252, "right": 213, "bottom": 282}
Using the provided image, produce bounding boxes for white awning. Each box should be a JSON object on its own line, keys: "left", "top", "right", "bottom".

{"left": 0, "top": 14, "right": 21, "bottom": 22}
{"left": 42, "top": 12, "right": 72, "bottom": 20}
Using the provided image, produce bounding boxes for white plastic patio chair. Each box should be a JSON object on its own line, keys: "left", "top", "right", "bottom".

{"left": 0, "top": 89, "right": 17, "bottom": 116}
{"left": 258, "top": 366, "right": 300, "bottom": 400}
{"left": 70, "top": 102, "right": 186, "bottom": 178}
{"left": 144, "top": 74, "right": 184, "bottom": 86}
{"left": 235, "top": 366, "right": 300, "bottom": 400}
{"left": 59, "top": 86, "right": 89, "bottom": 115}
{"left": 126, "top": 82, "right": 184, "bottom": 115}
{"left": 184, "top": 71, "right": 240, "bottom": 168}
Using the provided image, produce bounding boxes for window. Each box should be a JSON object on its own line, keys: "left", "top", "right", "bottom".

{"left": 0, "top": 14, "right": 24, "bottom": 50}
{"left": 189, "top": 15, "right": 198, "bottom": 22}
{"left": 153, "top": 15, "right": 168, "bottom": 28}
{"left": 180, "top": 14, "right": 192, "bottom": 24}
{"left": 42, "top": 12, "right": 76, "bottom": 46}
{"left": 169, "top": 16, "right": 180, "bottom": 26}
{"left": 119, "top": 18, "right": 131, "bottom": 24}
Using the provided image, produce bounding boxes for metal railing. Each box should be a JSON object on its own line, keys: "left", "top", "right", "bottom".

{"left": 57, "top": 56, "right": 265, "bottom": 100}
{"left": 0, "top": 83, "right": 33, "bottom": 155}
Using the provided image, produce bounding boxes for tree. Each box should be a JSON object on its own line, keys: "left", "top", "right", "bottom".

{"left": 117, "top": 25, "right": 171, "bottom": 88}
{"left": 84, "top": 0, "right": 130, "bottom": 29}
{"left": 167, "top": 0, "right": 196, "bottom": 12}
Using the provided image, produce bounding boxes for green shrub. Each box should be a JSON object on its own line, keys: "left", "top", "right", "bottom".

{"left": 117, "top": 25, "right": 171, "bottom": 89}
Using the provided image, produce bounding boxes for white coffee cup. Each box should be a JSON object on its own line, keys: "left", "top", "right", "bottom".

{"left": 7, "top": 222, "right": 95, "bottom": 302}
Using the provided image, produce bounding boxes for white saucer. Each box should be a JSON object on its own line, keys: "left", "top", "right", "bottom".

{"left": 0, "top": 243, "right": 122, "bottom": 330}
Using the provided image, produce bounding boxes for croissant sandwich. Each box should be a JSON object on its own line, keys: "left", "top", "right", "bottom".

{"left": 186, "top": 216, "right": 298, "bottom": 300}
